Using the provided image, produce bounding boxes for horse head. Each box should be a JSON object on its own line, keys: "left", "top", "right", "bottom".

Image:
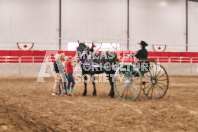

{"left": 76, "top": 42, "right": 90, "bottom": 63}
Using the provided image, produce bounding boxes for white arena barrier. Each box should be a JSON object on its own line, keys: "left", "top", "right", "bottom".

{"left": 192, "top": 64, "right": 198, "bottom": 76}
{"left": 0, "top": 63, "right": 82, "bottom": 77}
{"left": 0, "top": 63, "right": 198, "bottom": 77}
{"left": 0, "top": 63, "right": 20, "bottom": 77}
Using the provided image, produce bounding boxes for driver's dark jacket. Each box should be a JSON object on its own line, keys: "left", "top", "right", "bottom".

{"left": 130, "top": 48, "right": 148, "bottom": 72}
{"left": 135, "top": 48, "right": 148, "bottom": 60}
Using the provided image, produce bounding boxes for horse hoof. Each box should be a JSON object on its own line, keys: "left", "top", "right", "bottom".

{"left": 108, "top": 95, "right": 114, "bottom": 98}
{"left": 82, "top": 93, "right": 87, "bottom": 96}
{"left": 92, "top": 93, "right": 96, "bottom": 96}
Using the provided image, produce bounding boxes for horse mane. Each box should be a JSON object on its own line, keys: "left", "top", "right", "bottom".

{"left": 76, "top": 42, "right": 118, "bottom": 65}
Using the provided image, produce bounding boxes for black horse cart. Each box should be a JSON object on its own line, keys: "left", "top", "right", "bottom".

{"left": 77, "top": 42, "right": 169, "bottom": 101}
{"left": 114, "top": 59, "right": 169, "bottom": 101}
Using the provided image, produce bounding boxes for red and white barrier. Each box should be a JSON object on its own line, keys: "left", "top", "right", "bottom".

{"left": 0, "top": 50, "right": 198, "bottom": 77}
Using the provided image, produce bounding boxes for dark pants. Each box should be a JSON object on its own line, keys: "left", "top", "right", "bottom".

{"left": 68, "top": 73, "right": 75, "bottom": 89}
{"left": 59, "top": 82, "right": 67, "bottom": 94}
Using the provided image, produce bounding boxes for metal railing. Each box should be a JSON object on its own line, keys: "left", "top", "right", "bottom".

{"left": 0, "top": 56, "right": 198, "bottom": 63}
{"left": 0, "top": 56, "right": 20, "bottom": 63}
{"left": 0, "top": 56, "right": 56, "bottom": 63}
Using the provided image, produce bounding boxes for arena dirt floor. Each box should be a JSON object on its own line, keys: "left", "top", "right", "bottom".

{"left": 0, "top": 76, "right": 198, "bottom": 132}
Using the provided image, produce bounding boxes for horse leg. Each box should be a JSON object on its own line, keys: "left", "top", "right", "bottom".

{"left": 82, "top": 74, "right": 87, "bottom": 96}
{"left": 107, "top": 73, "right": 115, "bottom": 98}
{"left": 91, "top": 75, "right": 96, "bottom": 96}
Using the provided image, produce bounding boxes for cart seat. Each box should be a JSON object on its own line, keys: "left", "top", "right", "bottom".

{"left": 138, "top": 59, "right": 155, "bottom": 63}
{"left": 136, "top": 59, "right": 155, "bottom": 76}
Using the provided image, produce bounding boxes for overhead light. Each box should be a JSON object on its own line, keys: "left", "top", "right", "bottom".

{"left": 160, "top": 1, "right": 167, "bottom": 7}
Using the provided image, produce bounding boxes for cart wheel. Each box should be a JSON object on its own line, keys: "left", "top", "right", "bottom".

{"left": 114, "top": 65, "right": 142, "bottom": 101}
{"left": 143, "top": 64, "right": 169, "bottom": 99}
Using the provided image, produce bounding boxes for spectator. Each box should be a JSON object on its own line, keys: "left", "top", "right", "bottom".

{"left": 52, "top": 54, "right": 66, "bottom": 95}
{"left": 66, "top": 56, "right": 79, "bottom": 94}
{"left": 58, "top": 53, "right": 67, "bottom": 94}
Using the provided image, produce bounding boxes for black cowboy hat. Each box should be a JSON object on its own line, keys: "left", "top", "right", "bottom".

{"left": 138, "top": 41, "right": 148, "bottom": 47}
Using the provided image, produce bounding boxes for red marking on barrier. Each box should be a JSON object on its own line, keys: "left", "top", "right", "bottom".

{"left": 0, "top": 50, "right": 198, "bottom": 63}
{"left": 23, "top": 45, "right": 27, "bottom": 48}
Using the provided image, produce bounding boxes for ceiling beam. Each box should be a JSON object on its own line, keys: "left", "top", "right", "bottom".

{"left": 188, "top": 0, "right": 198, "bottom": 2}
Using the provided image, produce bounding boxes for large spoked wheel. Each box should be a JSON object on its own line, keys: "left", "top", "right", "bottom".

{"left": 114, "top": 64, "right": 142, "bottom": 101}
{"left": 142, "top": 63, "right": 169, "bottom": 99}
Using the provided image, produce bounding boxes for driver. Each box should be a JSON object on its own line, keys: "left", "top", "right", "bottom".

{"left": 131, "top": 41, "right": 148, "bottom": 60}
{"left": 130, "top": 41, "right": 149, "bottom": 89}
